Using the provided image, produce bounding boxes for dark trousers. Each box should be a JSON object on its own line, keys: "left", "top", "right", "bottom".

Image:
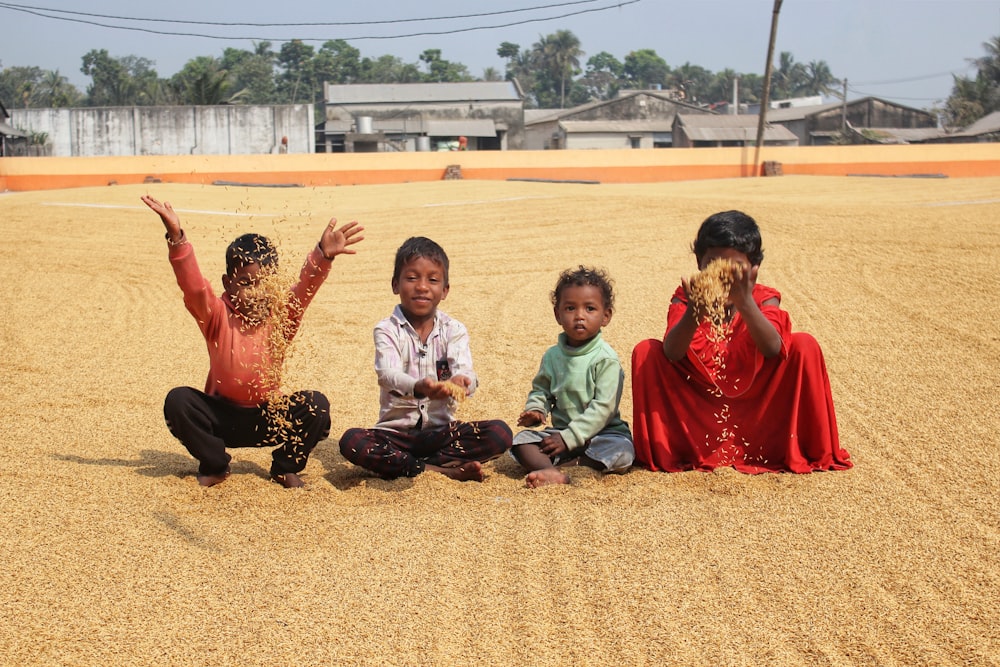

{"left": 164, "top": 387, "right": 331, "bottom": 477}
{"left": 339, "top": 420, "right": 512, "bottom": 479}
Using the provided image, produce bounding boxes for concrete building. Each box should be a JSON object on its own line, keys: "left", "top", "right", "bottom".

{"left": 523, "top": 91, "right": 710, "bottom": 150}
{"left": 320, "top": 81, "right": 525, "bottom": 152}
{"left": 766, "top": 97, "right": 939, "bottom": 145}
{"left": 0, "top": 101, "right": 29, "bottom": 157}
{"left": 672, "top": 114, "right": 798, "bottom": 148}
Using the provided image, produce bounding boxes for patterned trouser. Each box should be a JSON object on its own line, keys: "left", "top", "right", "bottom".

{"left": 339, "top": 420, "right": 512, "bottom": 479}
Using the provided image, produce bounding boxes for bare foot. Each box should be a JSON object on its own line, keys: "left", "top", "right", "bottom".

{"left": 525, "top": 468, "right": 570, "bottom": 488}
{"left": 270, "top": 472, "right": 305, "bottom": 488}
{"left": 429, "top": 460, "right": 485, "bottom": 482}
{"left": 197, "top": 467, "right": 231, "bottom": 487}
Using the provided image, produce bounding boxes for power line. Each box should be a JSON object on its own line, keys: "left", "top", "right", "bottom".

{"left": 852, "top": 65, "right": 976, "bottom": 86}
{"left": 0, "top": 0, "right": 642, "bottom": 41}
{"left": 0, "top": 0, "right": 609, "bottom": 27}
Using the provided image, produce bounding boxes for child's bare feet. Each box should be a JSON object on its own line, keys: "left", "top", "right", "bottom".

{"left": 429, "top": 460, "right": 485, "bottom": 482}
{"left": 197, "top": 467, "right": 231, "bottom": 487}
{"left": 270, "top": 472, "right": 305, "bottom": 488}
{"left": 525, "top": 468, "right": 570, "bottom": 488}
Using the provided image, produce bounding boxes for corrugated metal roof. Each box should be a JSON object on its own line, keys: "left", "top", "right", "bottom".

{"left": 525, "top": 109, "right": 561, "bottom": 124}
{"left": 765, "top": 101, "right": 843, "bottom": 122}
{"left": 960, "top": 110, "right": 1000, "bottom": 136}
{"left": 325, "top": 82, "right": 521, "bottom": 104}
{"left": 861, "top": 127, "right": 946, "bottom": 143}
{"left": 560, "top": 120, "right": 675, "bottom": 133}
{"left": 677, "top": 114, "right": 797, "bottom": 142}
{"left": 0, "top": 120, "right": 28, "bottom": 137}
{"left": 424, "top": 119, "right": 497, "bottom": 137}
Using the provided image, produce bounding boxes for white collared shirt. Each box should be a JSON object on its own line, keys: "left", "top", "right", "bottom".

{"left": 372, "top": 305, "right": 479, "bottom": 430}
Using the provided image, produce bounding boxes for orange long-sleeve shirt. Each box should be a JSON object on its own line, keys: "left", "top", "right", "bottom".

{"left": 168, "top": 237, "right": 331, "bottom": 407}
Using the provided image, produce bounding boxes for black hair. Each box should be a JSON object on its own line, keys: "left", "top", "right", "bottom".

{"left": 225, "top": 233, "right": 277, "bottom": 275}
{"left": 392, "top": 236, "right": 450, "bottom": 285}
{"left": 551, "top": 266, "right": 615, "bottom": 310}
{"left": 692, "top": 210, "right": 764, "bottom": 266}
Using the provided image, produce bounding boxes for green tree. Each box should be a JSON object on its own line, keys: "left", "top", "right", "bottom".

{"left": 532, "top": 30, "right": 583, "bottom": 108}
{"left": 314, "top": 40, "right": 361, "bottom": 86}
{"left": 170, "top": 56, "right": 241, "bottom": 105}
{"left": 945, "top": 35, "right": 1000, "bottom": 128}
{"left": 580, "top": 51, "right": 624, "bottom": 101}
{"left": 497, "top": 42, "right": 538, "bottom": 106}
{"left": 670, "top": 62, "right": 712, "bottom": 103}
{"left": 276, "top": 40, "right": 316, "bottom": 104}
{"left": 706, "top": 68, "right": 740, "bottom": 107}
{"left": 801, "top": 60, "right": 839, "bottom": 97}
{"left": 418, "top": 49, "right": 472, "bottom": 83}
{"left": 623, "top": 49, "right": 669, "bottom": 90}
{"left": 222, "top": 42, "right": 277, "bottom": 104}
{"left": 80, "top": 49, "right": 160, "bottom": 106}
{"left": 481, "top": 66, "right": 503, "bottom": 82}
{"left": 35, "top": 69, "right": 82, "bottom": 107}
{"left": 358, "top": 55, "right": 421, "bottom": 83}
{"left": 771, "top": 51, "right": 807, "bottom": 100}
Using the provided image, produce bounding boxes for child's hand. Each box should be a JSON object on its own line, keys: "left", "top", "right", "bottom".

{"left": 414, "top": 377, "right": 452, "bottom": 400}
{"left": 517, "top": 410, "right": 545, "bottom": 427}
{"left": 141, "top": 195, "right": 182, "bottom": 242}
{"left": 319, "top": 218, "right": 365, "bottom": 260}
{"left": 449, "top": 375, "right": 472, "bottom": 391}
{"left": 680, "top": 276, "right": 708, "bottom": 321}
{"left": 539, "top": 432, "right": 568, "bottom": 458}
{"left": 728, "top": 262, "right": 758, "bottom": 313}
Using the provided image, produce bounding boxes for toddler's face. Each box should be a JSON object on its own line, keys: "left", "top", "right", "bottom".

{"left": 554, "top": 284, "right": 611, "bottom": 347}
{"left": 223, "top": 262, "right": 268, "bottom": 324}
{"left": 393, "top": 256, "right": 449, "bottom": 321}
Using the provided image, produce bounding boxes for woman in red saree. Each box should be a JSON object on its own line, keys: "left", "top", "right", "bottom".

{"left": 631, "top": 210, "right": 851, "bottom": 473}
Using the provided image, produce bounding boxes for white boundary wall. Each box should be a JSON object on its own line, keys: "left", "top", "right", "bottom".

{"left": 9, "top": 104, "right": 314, "bottom": 156}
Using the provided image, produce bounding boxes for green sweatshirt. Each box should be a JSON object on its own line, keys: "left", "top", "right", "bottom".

{"left": 523, "top": 332, "right": 631, "bottom": 451}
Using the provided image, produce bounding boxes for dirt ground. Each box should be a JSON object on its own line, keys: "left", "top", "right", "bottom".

{"left": 0, "top": 176, "right": 997, "bottom": 666}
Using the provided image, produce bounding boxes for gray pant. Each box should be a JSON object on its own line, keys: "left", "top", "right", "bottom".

{"left": 512, "top": 428, "right": 635, "bottom": 472}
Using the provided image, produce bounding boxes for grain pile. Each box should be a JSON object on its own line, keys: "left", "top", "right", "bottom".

{"left": 688, "top": 257, "right": 742, "bottom": 340}
{"left": 0, "top": 177, "right": 998, "bottom": 666}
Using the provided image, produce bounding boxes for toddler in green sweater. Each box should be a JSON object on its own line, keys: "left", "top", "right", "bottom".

{"left": 512, "top": 266, "right": 634, "bottom": 487}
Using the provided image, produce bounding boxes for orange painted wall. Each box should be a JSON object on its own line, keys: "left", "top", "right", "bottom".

{"left": 2, "top": 144, "right": 999, "bottom": 191}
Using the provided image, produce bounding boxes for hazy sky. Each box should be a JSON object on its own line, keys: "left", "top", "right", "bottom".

{"left": 2, "top": 0, "right": 999, "bottom": 108}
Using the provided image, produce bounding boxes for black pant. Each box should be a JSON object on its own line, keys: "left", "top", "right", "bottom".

{"left": 164, "top": 387, "right": 331, "bottom": 476}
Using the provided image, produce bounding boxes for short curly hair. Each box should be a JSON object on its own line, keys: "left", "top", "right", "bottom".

{"left": 551, "top": 266, "right": 615, "bottom": 310}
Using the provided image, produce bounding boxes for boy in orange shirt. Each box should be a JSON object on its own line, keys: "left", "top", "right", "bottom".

{"left": 143, "top": 195, "right": 364, "bottom": 487}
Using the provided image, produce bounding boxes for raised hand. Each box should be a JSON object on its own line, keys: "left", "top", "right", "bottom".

{"left": 140, "top": 195, "right": 182, "bottom": 242}
{"left": 319, "top": 218, "right": 365, "bottom": 260}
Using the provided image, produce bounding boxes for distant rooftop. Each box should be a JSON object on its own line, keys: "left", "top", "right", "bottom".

{"left": 324, "top": 82, "right": 522, "bottom": 104}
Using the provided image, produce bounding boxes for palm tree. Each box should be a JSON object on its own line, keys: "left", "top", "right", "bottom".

{"left": 801, "top": 60, "right": 839, "bottom": 98}
{"left": 37, "top": 70, "right": 81, "bottom": 107}
{"left": 534, "top": 30, "right": 583, "bottom": 108}
{"left": 772, "top": 51, "right": 806, "bottom": 100}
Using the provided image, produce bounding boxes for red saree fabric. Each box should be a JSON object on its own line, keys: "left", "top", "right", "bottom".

{"left": 631, "top": 284, "right": 851, "bottom": 473}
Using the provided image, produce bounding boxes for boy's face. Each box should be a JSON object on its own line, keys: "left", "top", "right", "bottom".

{"left": 222, "top": 262, "right": 267, "bottom": 323}
{"left": 392, "top": 256, "right": 449, "bottom": 321}
{"left": 553, "top": 284, "right": 611, "bottom": 347}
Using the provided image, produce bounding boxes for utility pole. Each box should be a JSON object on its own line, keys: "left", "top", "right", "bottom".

{"left": 841, "top": 78, "right": 848, "bottom": 132}
{"left": 753, "top": 0, "right": 783, "bottom": 175}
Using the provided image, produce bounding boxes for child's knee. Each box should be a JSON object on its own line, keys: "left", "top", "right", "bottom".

{"left": 788, "top": 332, "right": 821, "bottom": 360}
{"left": 163, "top": 386, "right": 199, "bottom": 424}
{"left": 338, "top": 428, "right": 369, "bottom": 459}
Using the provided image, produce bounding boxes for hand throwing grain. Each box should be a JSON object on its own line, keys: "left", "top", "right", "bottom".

{"left": 688, "top": 258, "right": 742, "bottom": 339}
